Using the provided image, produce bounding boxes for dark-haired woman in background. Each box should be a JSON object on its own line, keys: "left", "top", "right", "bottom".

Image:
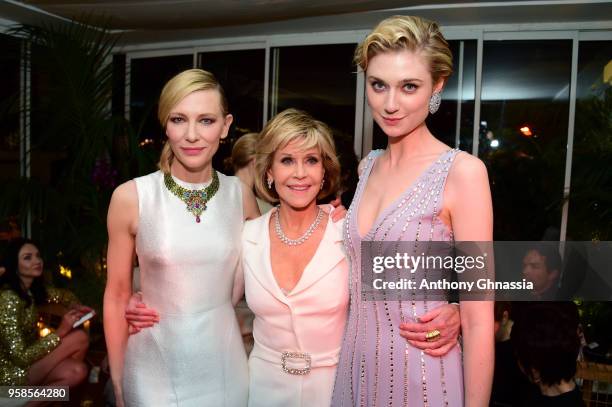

{"left": 512, "top": 302, "right": 584, "bottom": 407}
{"left": 0, "top": 238, "right": 91, "bottom": 389}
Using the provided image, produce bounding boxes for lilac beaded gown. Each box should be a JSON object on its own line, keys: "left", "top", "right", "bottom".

{"left": 332, "top": 149, "right": 464, "bottom": 407}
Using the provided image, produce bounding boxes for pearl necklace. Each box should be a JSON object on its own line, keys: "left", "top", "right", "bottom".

{"left": 274, "top": 207, "right": 324, "bottom": 246}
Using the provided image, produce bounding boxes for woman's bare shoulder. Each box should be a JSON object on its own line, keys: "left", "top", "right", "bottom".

{"left": 108, "top": 181, "right": 139, "bottom": 235}
{"left": 448, "top": 151, "right": 488, "bottom": 183}
{"left": 110, "top": 180, "right": 138, "bottom": 207}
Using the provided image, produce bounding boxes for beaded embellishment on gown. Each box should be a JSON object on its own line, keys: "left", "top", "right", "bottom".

{"left": 122, "top": 171, "right": 248, "bottom": 407}
{"left": 331, "top": 149, "right": 464, "bottom": 407}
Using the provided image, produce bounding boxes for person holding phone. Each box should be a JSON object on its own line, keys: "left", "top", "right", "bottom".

{"left": 0, "top": 238, "right": 91, "bottom": 388}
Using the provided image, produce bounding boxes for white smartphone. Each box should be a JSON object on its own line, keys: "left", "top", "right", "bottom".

{"left": 73, "top": 310, "right": 96, "bottom": 328}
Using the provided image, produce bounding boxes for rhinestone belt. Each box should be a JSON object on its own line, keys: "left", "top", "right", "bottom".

{"left": 281, "top": 351, "right": 312, "bottom": 375}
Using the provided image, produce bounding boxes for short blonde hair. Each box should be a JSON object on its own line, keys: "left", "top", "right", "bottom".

{"left": 229, "top": 132, "right": 259, "bottom": 172}
{"left": 157, "top": 69, "right": 228, "bottom": 173}
{"left": 355, "top": 15, "right": 453, "bottom": 84}
{"left": 254, "top": 109, "right": 340, "bottom": 204}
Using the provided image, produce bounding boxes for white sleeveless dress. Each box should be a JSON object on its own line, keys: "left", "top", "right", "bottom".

{"left": 122, "top": 171, "right": 249, "bottom": 407}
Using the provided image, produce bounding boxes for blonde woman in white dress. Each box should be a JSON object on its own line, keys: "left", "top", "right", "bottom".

{"left": 104, "top": 69, "right": 259, "bottom": 407}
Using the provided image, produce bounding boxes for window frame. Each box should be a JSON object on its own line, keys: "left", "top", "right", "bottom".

{"left": 4, "top": 20, "right": 610, "bottom": 241}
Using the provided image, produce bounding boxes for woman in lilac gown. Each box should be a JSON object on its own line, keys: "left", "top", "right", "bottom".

{"left": 331, "top": 16, "right": 494, "bottom": 407}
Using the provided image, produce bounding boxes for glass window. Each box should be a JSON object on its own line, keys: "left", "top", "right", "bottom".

{"left": 0, "top": 34, "right": 22, "bottom": 241}
{"left": 130, "top": 55, "right": 193, "bottom": 148}
{"left": 269, "top": 44, "right": 356, "bottom": 140}
{"left": 480, "top": 40, "right": 572, "bottom": 240}
{"left": 0, "top": 34, "right": 21, "bottom": 182}
{"left": 199, "top": 49, "right": 264, "bottom": 134}
{"left": 198, "top": 49, "right": 265, "bottom": 170}
{"left": 568, "top": 41, "right": 612, "bottom": 240}
{"left": 428, "top": 40, "right": 477, "bottom": 150}
{"left": 112, "top": 54, "right": 126, "bottom": 117}
{"left": 30, "top": 44, "right": 64, "bottom": 185}
{"left": 269, "top": 43, "right": 359, "bottom": 204}
{"left": 372, "top": 40, "right": 477, "bottom": 151}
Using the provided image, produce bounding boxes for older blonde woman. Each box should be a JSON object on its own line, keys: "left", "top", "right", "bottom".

{"left": 332, "top": 16, "right": 494, "bottom": 407}
{"left": 243, "top": 108, "right": 348, "bottom": 406}
{"left": 104, "top": 69, "right": 259, "bottom": 407}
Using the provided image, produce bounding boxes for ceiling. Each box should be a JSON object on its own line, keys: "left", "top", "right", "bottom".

{"left": 18, "top": 0, "right": 518, "bottom": 30}
{"left": 1, "top": 0, "right": 611, "bottom": 45}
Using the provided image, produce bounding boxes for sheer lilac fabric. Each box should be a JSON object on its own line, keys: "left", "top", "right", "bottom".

{"left": 332, "top": 149, "right": 464, "bottom": 407}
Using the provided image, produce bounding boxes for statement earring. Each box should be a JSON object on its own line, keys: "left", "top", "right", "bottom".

{"left": 320, "top": 179, "right": 325, "bottom": 190}
{"left": 267, "top": 178, "right": 273, "bottom": 189}
{"left": 429, "top": 92, "right": 441, "bottom": 114}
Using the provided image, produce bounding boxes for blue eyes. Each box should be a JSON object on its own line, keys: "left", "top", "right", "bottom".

{"left": 371, "top": 81, "right": 386, "bottom": 91}
{"left": 168, "top": 117, "right": 215, "bottom": 125}
{"left": 369, "top": 81, "right": 418, "bottom": 92}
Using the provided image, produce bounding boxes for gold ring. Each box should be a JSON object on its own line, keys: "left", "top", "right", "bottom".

{"left": 425, "top": 329, "right": 441, "bottom": 342}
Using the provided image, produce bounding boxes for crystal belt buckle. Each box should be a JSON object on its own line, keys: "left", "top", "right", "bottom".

{"left": 281, "top": 351, "right": 311, "bottom": 375}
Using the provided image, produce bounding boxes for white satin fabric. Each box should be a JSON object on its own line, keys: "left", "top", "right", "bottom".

{"left": 123, "top": 171, "right": 248, "bottom": 407}
{"left": 242, "top": 209, "right": 349, "bottom": 407}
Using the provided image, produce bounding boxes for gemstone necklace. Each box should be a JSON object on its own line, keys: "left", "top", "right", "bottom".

{"left": 163, "top": 171, "right": 219, "bottom": 223}
{"left": 274, "top": 206, "right": 324, "bottom": 246}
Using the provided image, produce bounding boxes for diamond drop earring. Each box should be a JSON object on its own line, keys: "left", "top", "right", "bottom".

{"left": 429, "top": 92, "right": 441, "bottom": 114}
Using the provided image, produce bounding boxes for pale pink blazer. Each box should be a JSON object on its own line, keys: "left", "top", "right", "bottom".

{"left": 242, "top": 208, "right": 349, "bottom": 407}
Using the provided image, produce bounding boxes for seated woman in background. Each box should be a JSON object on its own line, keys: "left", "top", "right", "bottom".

{"left": 228, "top": 132, "right": 273, "bottom": 214}
{"left": 0, "top": 238, "right": 91, "bottom": 388}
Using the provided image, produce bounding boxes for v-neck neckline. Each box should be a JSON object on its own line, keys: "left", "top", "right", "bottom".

{"left": 355, "top": 149, "right": 453, "bottom": 240}
{"left": 265, "top": 207, "right": 330, "bottom": 297}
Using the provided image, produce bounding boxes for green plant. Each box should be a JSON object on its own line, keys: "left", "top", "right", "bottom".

{"left": 568, "top": 84, "right": 612, "bottom": 240}
{"left": 0, "top": 17, "right": 155, "bottom": 313}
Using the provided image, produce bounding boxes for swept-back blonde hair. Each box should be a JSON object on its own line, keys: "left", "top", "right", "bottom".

{"left": 254, "top": 109, "right": 340, "bottom": 203}
{"left": 355, "top": 15, "right": 453, "bottom": 84}
{"left": 229, "top": 132, "right": 259, "bottom": 172}
{"left": 157, "top": 69, "right": 228, "bottom": 173}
